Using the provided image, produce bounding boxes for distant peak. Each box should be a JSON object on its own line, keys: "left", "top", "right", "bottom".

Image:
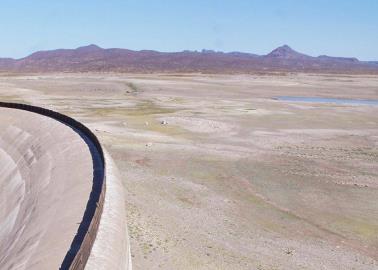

{"left": 76, "top": 44, "right": 102, "bottom": 51}
{"left": 280, "top": 44, "right": 292, "bottom": 50}
{"left": 201, "top": 49, "right": 216, "bottom": 54}
{"left": 266, "top": 44, "right": 310, "bottom": 59}
{"left": 270, "top": 44, "right": 296, "bottom": 54}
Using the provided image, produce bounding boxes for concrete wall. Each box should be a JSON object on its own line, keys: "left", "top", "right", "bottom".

{"left": 0, "top": 102, "right": 131, "bottom": 270}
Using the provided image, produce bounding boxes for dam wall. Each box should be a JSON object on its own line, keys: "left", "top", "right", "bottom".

{"left": 0, "top": 102, "right": 131, "bottom": 270}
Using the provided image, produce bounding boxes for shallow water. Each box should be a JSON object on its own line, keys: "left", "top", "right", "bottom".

{"left": 275, "top": 96, "right": 378, "bottom": 106}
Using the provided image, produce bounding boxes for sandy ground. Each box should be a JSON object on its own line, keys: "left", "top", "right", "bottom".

{"left": 0, "top": 73, "right": 377, "bottom": 270}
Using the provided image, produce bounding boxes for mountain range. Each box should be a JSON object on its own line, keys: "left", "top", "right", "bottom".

{"left": 0, "top": 44, "right": 377, "bottom": 74}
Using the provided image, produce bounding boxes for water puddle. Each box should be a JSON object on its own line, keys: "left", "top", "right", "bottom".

{"left": 274, "top": 96, "right": 378, "bottom": 106}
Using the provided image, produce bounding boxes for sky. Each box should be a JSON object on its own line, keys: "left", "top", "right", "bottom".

{"left": 0, "top": 0, "right": 377, "bottom": 60}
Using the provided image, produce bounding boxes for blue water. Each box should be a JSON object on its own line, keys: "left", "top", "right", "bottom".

{"left": 274, "top": 96, "right": 378, "bottom": 106}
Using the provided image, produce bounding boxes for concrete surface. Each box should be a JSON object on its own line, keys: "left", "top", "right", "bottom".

{"left": 86, "top": 151, "right": 132, "bottom": 270}
{"left": 0, "top": 108, "right": 93, "bottom": 269}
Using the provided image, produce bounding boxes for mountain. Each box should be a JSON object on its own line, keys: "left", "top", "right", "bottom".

{"left": 265, "top": 45, "right": 311, "bottom": 60}
{"left": 0, "top": 44, "right": 377, "bottom": 74}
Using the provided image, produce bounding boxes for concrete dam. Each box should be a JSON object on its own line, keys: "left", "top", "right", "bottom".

{"left": 0, "top": 103, "right": 131, "bottom": 270}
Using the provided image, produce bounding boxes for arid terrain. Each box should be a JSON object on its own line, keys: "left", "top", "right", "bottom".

{"left": 0, "top": 73, "right": 377, "bottom": 270}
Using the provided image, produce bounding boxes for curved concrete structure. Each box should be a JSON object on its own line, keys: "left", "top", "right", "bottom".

{"left": 0, "top": 103, "right": 131, "bottom": 270}
{"left": 86, "top": 151, "right": 132, "bottom": 270}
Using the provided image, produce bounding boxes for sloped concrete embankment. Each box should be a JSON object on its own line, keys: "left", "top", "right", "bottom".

{"left": 0, "top": 102, "right": 131, "bottom": 270}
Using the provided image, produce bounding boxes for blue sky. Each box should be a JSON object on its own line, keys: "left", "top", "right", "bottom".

{"left": 0, "top": 0, "right": 377, "bottom": 60}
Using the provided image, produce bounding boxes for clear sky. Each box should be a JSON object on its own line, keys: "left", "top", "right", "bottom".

{"left": 0, "top": 0, "right": 377, "bottom": 60}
